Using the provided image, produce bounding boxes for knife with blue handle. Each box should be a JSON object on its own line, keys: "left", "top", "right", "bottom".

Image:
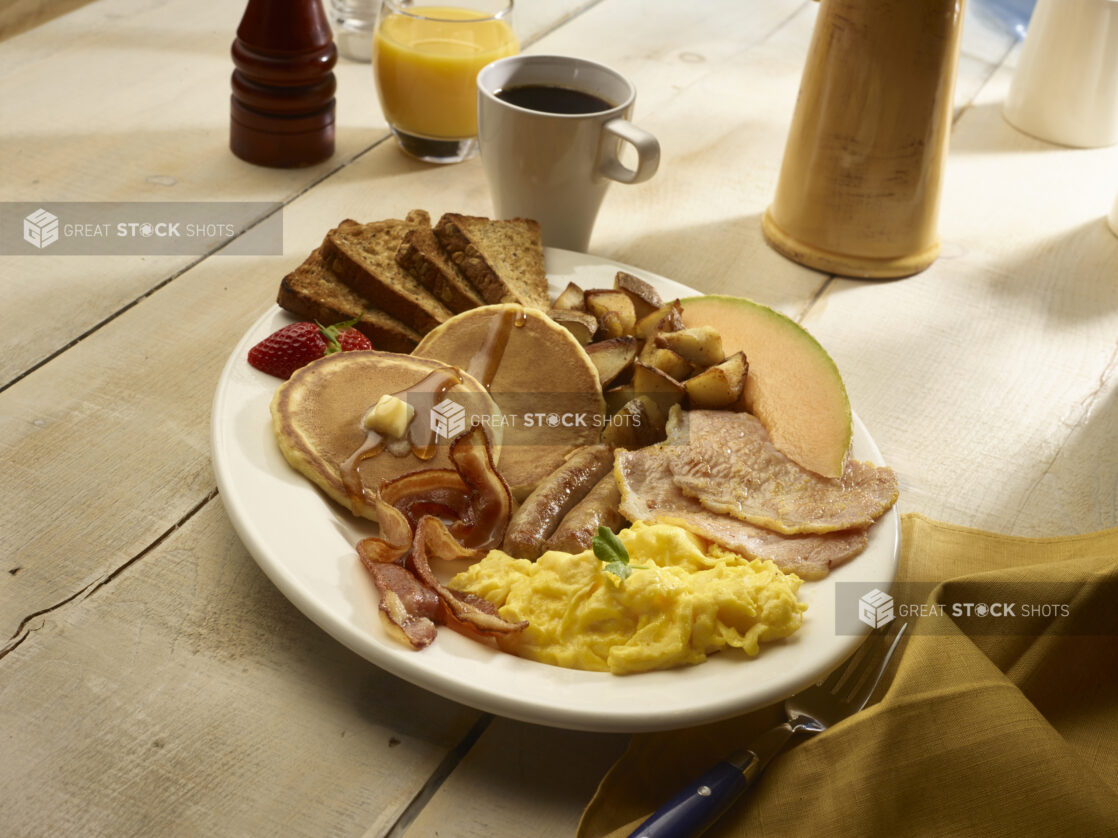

{"left": 625, "top": 724, "right": 796, "bottom": 838}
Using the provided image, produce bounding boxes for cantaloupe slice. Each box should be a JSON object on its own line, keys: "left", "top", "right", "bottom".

{"left": 680, "top": 295, "right": 851, "bottom": 478}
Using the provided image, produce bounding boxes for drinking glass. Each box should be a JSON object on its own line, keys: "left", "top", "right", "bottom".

{"left": 373, "top": 0, "right": 517, "bottom": 163}
{"left": 331, "top": 0, "right": 378, "bottom": 62}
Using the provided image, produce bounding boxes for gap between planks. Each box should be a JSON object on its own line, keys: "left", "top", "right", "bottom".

{"left": 0, "top": 487, "right": 220, "bottom": 660}
{"left": 378, "top": 714, "right": 495, "bottom": 838}
{"left": 0, "top": 2, "right": 605, "bottom": 397}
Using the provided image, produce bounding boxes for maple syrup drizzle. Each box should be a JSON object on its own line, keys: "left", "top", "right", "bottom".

{"left": 468, "top": 306, "right": 527, "bottom": 390}
{"left": 407, "top": 366, "right": 464, "bottom": 461}
{"left": 340, "top": 432, "right": 383, "bottom": 515}
{"left": 339, "top": 366, "right": 465, "bottom": 513}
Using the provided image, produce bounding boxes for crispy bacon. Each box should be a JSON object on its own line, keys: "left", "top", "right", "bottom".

{"left": 407, "top": 516, "right": 527, "bottom": 637}
{"left": 355, "top": 426, "right": 521, "bottom": 649}
{"left": 362, "top": 561, "right": 440, "bottom": 649}
{"left": 446, "top": 429, "right": 513, "bottom": 550}
{"left": 379, "top": 468, "right": 470, "bottom": 533}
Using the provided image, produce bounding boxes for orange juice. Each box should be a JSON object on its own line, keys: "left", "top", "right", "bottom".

{"left": 374, "top": 6, "right": 519, "bottom": 140}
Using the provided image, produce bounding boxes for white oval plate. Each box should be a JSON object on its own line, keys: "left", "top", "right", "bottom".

{"left": 211, "top": 249, "right": 899, "bottom": 733}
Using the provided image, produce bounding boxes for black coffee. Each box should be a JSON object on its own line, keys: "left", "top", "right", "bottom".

{"left": 495, "top": 84, "right": 614, "bottom": 115}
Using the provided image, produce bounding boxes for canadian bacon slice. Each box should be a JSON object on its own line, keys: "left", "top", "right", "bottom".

{"left": 615, "top": 445, "right": 868, "bottom": 580}
{"left": 665, "top": 408, "right": 898, "bottom": 535}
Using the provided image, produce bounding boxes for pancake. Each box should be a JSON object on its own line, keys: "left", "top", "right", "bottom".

{"left": 664, "top": 408, "right": 898, "bottom": 535}
{"left": 271, "top": 351, "right": 501, "bottom": 521}
{"left": 413, "top": 304, "right": 605, "bottom": 499}
{"left": 614, "top": 445, "right": 867, "bottom": 580}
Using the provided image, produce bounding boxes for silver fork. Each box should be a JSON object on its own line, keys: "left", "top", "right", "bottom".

{"left": 627, "top": 622, "right": 909, "bottom": 838}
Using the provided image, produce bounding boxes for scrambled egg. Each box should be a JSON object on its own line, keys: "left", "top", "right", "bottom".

{"left": 450, "top": 523, "right": 807, "bottom": 674}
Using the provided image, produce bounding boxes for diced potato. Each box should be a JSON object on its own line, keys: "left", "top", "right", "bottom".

{"left": 596, "top": 310, "right": 628, "bottom": 340}
{"left": 634, "top": 300, "right": 684, "bottom": 340}
{"left": 585, "top": 336, "right": 639, "bottom": 387}
{"left": 684, "top": 352, "right": 748, "bottom": 409}
{"left": 647, "top": 347, "right": 692, "bottom": 381}
{"left": 613, "top": 271, "right": 662, "bottom": 320}
{"left": 656, "top": 326, "right": 724, "bottom": 367}
{"left": 552, "top": 282, "right": 586, "bottom": 311}
{"left": 586, "top": 290, "right": 637, "bottom": 337}
{"left": 602, "top": 396, "right": 666, "bottom": 449}
{"left": 604, "top": 384, "right": 636, "bottom": 415}
{"left": 548, "top": 308, "right": 598, "bottom": 345}
{"left": 632, "top": 361, "right": 686, "bottom": 413}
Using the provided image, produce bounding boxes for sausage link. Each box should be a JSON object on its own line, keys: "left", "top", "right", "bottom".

{"left": 501, "top": 444, "right": 614, "bottom": 559}
{"left": 543, "top": 472, "right": 622, "bottom": 554}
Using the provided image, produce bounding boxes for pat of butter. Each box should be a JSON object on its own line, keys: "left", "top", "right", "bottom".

{"left": 363, "top": 394, "right": 415, "bottom": 439}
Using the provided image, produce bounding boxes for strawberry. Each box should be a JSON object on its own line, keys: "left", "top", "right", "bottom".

{"left": 336, "top": 326, "right": 374, "bottom": 353}
{"left": 248, "top": 318, "right": 373, "bottom": 379}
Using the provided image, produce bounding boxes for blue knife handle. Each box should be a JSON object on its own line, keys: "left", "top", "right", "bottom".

{"left": 625, "top": 757, "right": 755, "bottom": 838}
{"left": 625, "top": 724, "right": 798, "bottom": 838}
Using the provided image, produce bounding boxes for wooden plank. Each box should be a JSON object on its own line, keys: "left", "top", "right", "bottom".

{"left": 802, "top": 60, "right": 1118, "bottom": 536}
{"left": 0, "top": 0, "right": 592, "bottom": 387}
{"left": 0, "top": 246, "right": 286, "bottom": 640}
{"left": 0, "top": 498, "right": 482, "bottom": 838}
{"left": 398, "top": 719, "right": 629, "bottom": 838}
{"left": 0, "top": 0, "right": 97, "bottom": 43}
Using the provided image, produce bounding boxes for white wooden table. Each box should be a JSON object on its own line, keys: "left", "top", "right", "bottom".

{"left": 2, "top": 1, "right": 1116, "bottom": 835}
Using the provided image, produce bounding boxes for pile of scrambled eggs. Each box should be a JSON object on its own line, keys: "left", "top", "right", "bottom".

{"left": 450, "top": 523, "right": 807, "bottom": 674}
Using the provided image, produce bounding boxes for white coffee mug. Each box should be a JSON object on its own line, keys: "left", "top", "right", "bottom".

{"left": 476, "top": 55, "right": 660, "bottom": 251}
{"left": 1003, "top": 0, "right": 1118, "bottom": 148}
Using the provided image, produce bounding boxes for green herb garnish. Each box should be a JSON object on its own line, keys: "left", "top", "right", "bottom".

{"left": 592, "top": 527, "right": 645, "bottom": 581}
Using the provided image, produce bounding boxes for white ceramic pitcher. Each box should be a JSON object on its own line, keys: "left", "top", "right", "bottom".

{"left": 1003, "top": 0, "right": 1118, "bottom": 148}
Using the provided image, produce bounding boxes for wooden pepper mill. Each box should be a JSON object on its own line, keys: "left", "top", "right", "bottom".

{"left": 230, "top": 0, "right": 337, "bottom": 168}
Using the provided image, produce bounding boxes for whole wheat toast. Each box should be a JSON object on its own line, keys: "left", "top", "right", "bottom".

{"left": 277, "top": 247, "right": 421, "bottom": 353}
{"left": 323, "top": 211, "right": 454, "bottom": 333}
{"left": 395, "top": 225, "right": 484, "bottom": 314}
{"left": 433, "top": 213, "right": 549, "bottom": 309}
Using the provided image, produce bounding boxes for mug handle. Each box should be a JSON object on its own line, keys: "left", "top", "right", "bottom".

{"left": 598, "top": 118, "right": 660, "bottom": 185}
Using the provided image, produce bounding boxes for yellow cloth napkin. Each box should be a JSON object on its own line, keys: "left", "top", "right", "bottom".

{"left": 578, "top": 514, "right": 1118, "bottom": 837}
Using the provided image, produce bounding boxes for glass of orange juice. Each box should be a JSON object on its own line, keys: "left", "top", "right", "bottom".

{"left": 373, "top": 0, "right": 518, "bottom": 163}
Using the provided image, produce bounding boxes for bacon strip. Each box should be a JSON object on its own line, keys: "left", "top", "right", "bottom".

{"left": 379, "top": 468, "right": 471, "bottom": 533}
{"left": 407, "top": 516, "right": 527, "bottom": 637}
{"left": 362, "top": 561, "right": 440, "bottom": 649}
{"left": 447, "top": 429, "right": 513, "bottom": 550}
{"left": 355, "top": 426, "right": 521, "bottom": 649}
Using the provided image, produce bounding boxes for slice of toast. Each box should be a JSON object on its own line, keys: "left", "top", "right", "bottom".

{"left": 323, "top": 211, "right": 454, "bottom": 333}
{"left": 395, "top": 224, "right": 484, "bottom": 313}
{"left": 433, "top": 213, "right": 549, "bottom": 309}
{"left": 277, "top": 247, "right": 421, "bottom": 353}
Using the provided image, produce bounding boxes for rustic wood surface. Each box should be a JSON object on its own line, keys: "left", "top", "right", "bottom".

{"left": 1, "top": 0, "right": 1116, "bottom": 835}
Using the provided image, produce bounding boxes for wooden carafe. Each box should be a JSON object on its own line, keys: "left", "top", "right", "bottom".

{"left": 230, "top": 0, "right": 337, "bottom": 168}
{"left": 762, "top": 0, "right": 967, "bottom": 278}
